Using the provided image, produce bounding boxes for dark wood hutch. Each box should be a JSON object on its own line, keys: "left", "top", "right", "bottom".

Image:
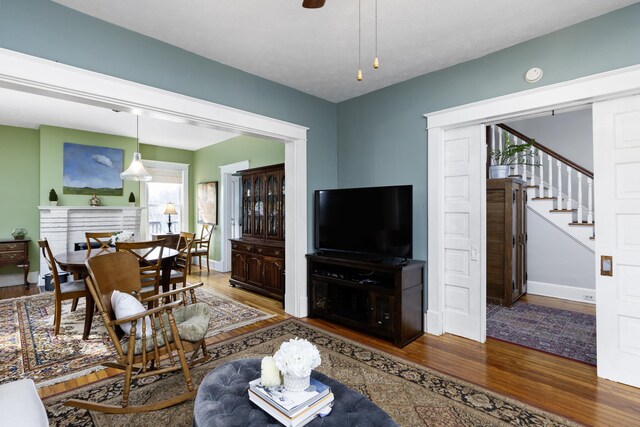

{"left": 229, "top": 163, "right": 285, "bottom": 301}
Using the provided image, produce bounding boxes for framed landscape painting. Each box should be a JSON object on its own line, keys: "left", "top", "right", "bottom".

{"left": 63, "top": 142, "right": 124, "bottom": 195}
{"left": 197, "top": 181, "right": 218, "bottom": 224}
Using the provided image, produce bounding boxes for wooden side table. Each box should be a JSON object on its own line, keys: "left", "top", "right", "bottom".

{"left": 152, "top": 233, "right": 180, "bottom": 250}
{"left": 0, "top": 238, "right": 30, "bottom": 288}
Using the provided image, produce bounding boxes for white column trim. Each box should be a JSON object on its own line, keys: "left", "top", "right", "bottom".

{"left": 219, "top": 160, "right": 250, "bottom": 272}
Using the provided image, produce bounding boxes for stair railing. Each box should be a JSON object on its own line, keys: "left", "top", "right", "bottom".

{"left": 489, "top": 124, "right": 594, "bottom": 225}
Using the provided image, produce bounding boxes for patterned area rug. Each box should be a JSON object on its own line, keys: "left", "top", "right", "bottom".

{"left": 44, "top": 319, "right": 579, "bottom": 427}
{"left": 0, "top": 287, "right": 273, "bottom": 387}
{"left": 487, "top": 302, "right": 597, "bottom": 365}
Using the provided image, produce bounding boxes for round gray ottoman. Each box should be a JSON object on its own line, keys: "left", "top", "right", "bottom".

{"left": 193, "top": 358, "right": 398, "bottom": 427}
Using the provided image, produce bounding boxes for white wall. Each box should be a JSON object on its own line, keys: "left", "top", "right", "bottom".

{"left": 527, "top": 209, "right": 595, "bottom": 289}
{"left": 506, "top": 108, "right": 593, "bottom": 172}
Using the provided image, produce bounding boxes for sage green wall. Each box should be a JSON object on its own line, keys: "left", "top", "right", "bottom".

{"left": 0, "top": 125, "right": 40, "bottom": 278}
{"left": 39, "top": 125, "right": 140, "bottom": 206}
{"left": 194, "top": 135, "right": 285, "bottom": 261}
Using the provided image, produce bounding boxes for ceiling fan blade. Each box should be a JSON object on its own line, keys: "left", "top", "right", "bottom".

{"left": 302, "top": 0, "right": 326, "bottom": 8}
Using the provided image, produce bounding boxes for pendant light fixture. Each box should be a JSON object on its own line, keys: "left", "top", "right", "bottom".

{"left": 357, "top": 0, "right": 363, "bottom": 81}
{"left": 120, "top": 114, "right": 152, "bottom": 182}
{"left": 373, "top": 0, "right": 379, "bottom": 69}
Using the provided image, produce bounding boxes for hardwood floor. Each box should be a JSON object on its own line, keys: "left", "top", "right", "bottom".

{"left": 4, "top": 274, "right": 639, "bottom": 426}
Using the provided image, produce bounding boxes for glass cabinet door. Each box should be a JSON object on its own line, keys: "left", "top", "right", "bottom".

{"left": 253, "top": 175, "right": 265, "bottom": 237}
{"left": 281, "top": 175, "right": 285, "bottom": 239}
{"left": 266, "top": 172, "right": 280, "bottom": 239}
{"left": 242, "top": 177, "right": 252, "bottom": 236}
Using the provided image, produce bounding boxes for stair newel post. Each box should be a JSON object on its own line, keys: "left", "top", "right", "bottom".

{"left": 513, "top": 135, "right": 520, "bottom": 177}
{"left": 577, "top": 172, "right": 584, "bottom": 223}
{"left": 567, "top": 166, "right": 573, "bottom": 212}
{"left": 521, "top": 136, "right": 528, "bottom": 182}
{"left": 557, "top": 160, "right": 563, "bottom": 210}
{"left": 587, "top": 178, "right": 594, "bottom": 224}
{"left": 547, "top": 153, "right": 554, "bottom": 198}
{"left": 538, "top": 148, "right": 544, "bottom": 198}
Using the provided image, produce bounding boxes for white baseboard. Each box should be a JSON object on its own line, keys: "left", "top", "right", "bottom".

{"left": 527, "top": 280, "right": 595, "bottom": 304}
{"left": 0, "top": 271, "right": 40, "bottom": 288}
{"left": 211, "top": 259, "right": 225, "bottom": 272}
{"left": 426, "top": 310, "right": 443, "bottom": 335}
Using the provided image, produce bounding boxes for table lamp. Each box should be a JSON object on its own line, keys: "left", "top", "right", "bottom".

{"left": 163, "top": 202, "right": 178, "bottom": 233}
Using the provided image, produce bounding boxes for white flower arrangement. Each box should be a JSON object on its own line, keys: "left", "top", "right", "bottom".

{"left": 273, "top": 338, "right": 321, "bottom": 378}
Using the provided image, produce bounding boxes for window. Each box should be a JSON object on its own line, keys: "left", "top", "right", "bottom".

{"left": 141, "top": 160, "right": 189, "bottom": 239}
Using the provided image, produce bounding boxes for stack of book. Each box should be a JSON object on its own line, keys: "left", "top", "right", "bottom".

{"left": 248, "top": 378, "right": 334, "bottom": 427}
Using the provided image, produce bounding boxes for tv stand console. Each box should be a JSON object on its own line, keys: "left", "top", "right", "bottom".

{"left": 306, "top": 253, "right": 425, "bottom": 348}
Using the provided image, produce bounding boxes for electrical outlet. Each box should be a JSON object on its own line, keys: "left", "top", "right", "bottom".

{"left": 583, "top": 294, "right": 595, "bottom": 301}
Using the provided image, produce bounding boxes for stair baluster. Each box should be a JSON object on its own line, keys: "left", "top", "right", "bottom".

{"left": 577, "top": 172, "right": 584, "bottom": 223}
{"left": 538, "top": 148, "right": 544, "bottom": 198}
{"left": 547, "top": 153, "right": 554, "bottom": 198}
{"left": 587, "top": 178, "right": 594, "bottom": 224}
{"left": 557, "top": 160, "right": 563, "bottom": 209}
{"left": 567, "top": 166, "right": 573, "bottom": 212}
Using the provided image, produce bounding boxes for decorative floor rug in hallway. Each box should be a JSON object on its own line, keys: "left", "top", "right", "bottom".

{"left": 44, "top": 319, "right": 579, "bottom": 427}
{"left": 486, "top": 302, "right": 597, "bottom": 365}
{"left": 0, "top": 287, "right": 273, "bottom": 387}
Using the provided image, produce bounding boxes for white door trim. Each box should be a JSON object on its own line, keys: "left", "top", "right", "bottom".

{"left": 0, "top": 48, "right": 309, "bottom": 318}
{"left": 219, "top": 160, "right": 250, "bottom": 272}
{"left": 425, "top": 64, "right": 640, "bottom": 338}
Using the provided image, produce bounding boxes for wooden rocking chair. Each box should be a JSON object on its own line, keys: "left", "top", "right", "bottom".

{"left": 64, "top": 251, "right": 211, "bottom": 413}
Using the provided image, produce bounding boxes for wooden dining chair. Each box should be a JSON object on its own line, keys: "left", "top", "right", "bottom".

{"left": 169, "top": 232, "right": 195, "bottom": 290}
{"left": 85, "top": 232, "right": 113, "bottom": 251}
{"left": 190, "top": 224, "right": 213, "bottom": 274}
{"left": 115, "top": 239, "right": 165, "bottom": 303}
{"left": 38, "top": 239, "right": 89, "bottom": 335}
{"left": 65, "top": 251, "right": 210, "bottom": 413}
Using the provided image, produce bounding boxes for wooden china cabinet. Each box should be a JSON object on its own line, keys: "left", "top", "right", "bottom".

{"left": 229, "top": 163, "right": 285, "bottom": 301}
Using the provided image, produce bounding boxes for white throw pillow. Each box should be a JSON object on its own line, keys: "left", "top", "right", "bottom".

{"left": 111, "top": 290, "right": 152, "bottom": 338}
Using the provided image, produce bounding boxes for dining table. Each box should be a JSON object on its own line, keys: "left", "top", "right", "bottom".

{"left": 55, "top": 246, "right": 179, "bottom": 340}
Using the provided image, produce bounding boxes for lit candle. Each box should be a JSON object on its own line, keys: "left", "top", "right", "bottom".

{"left": 261, "top": 356, "right": 281, "bottom": 387}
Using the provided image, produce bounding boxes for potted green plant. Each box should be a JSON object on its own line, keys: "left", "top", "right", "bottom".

{"left": 49, "top": 189, "right": 59, "bottom": 206}
{"left": 489, "top": 132, "right": 539, "bottom": 179}
{"left": 128, "top": 192, "right": 136, "bottom": 207}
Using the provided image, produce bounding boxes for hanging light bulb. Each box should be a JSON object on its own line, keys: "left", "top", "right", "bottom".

{"left": 373, "top": 0, "right": 379, "bottom": 69}
{"left": 357, "top": 0, "right": 363, "bottom": 81}
{"left": 120, "top": 115, "right": 152, "bottom": 182}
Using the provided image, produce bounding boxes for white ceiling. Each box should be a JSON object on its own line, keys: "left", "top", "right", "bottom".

{"left": 53, "top": 0, "right": 638, "bottom": 103}
{"left": 2, "top": 0, "right": 637, "bottom": 151}
{"left": 0, "top": 87, "right": 238, "bottom": 150}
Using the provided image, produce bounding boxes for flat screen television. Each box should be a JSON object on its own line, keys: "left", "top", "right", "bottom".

{"left": 314, "top": 185, "right": 413, "bottom": 259}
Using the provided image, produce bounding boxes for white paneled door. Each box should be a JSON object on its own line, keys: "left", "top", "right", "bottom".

{"left": 593, "top": 95, "right": 640, "bottom": 388}
{"left": 442, "top": 125, "right": 486, "bottom": 342}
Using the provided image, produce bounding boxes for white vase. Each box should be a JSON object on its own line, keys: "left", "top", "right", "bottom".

{"left": 489, "top": 165, "right": 510, "bottom": 179}
{"left": 50, "top": 201, "right": 58, "bottom": 206}
{"left": 283, "top": 373, "right": 310, "bottom": 392}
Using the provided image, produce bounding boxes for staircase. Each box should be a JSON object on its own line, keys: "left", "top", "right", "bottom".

{"left": 489, "top": 124, "right": 594, "bottom": 252}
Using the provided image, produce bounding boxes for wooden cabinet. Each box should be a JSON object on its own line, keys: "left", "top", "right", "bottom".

{"left": 231, "top": 163, "right": 285, "bottom": 301}
{"left": 229, "top": 239, "right": 285, "bottom": 301}
{"left": 306, "top": 253, "right": 424, "bottom": 348}
{"left": 0, "top": 238, "right": 30, "bottom": 288}
{"left": 487, "top": 178, "right": 527, "bottom": 307}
